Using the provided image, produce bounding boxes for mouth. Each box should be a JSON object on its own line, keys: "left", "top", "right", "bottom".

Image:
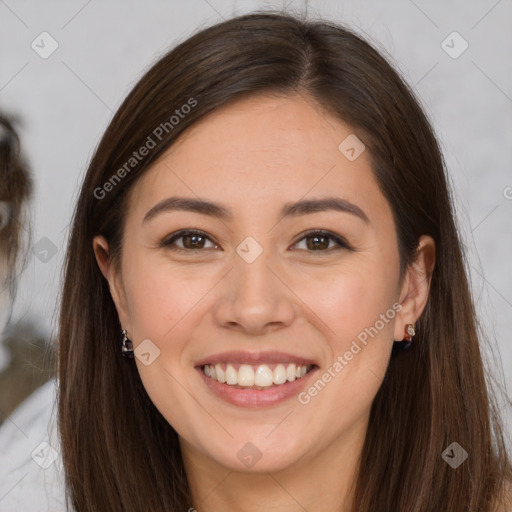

{"left": 201, "top": 362, "right": 316, "bottom": 390}
{"left": 194, "top": 351, "right": 320, "bottom": 407}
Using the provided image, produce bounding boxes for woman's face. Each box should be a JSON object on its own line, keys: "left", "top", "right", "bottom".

{"left": 94, "top": 93, "right": 433, "bottom": 474}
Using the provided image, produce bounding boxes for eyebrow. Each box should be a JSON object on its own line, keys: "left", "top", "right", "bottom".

{"left": 143, "top": 196, "right": 370, "bottom": 224}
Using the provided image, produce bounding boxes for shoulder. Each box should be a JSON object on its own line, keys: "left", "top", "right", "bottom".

{"left": 0, "top": 378, "right": 69, "bottom": 512}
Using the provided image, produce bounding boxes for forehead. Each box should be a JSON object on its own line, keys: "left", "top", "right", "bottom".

{"left": 127, "top": 93, "right": 388, "bottom": 224}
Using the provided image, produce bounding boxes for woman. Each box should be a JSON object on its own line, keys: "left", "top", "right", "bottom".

{"left": 57, "top": 11, "right": 511, "bottom": 512}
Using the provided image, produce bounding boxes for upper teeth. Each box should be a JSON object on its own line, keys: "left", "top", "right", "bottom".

{"left": 203, "top": 363, "right": 310, "bottom": 388}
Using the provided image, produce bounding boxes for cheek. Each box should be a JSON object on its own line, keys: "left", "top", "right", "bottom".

{"left": 307, "top": 261, "right": 399, "bottom": 346}
{"left": 305, "top": 263, "right": 398, "bottom": 406}
{"left": 120, "top": 252, "right": 212, "bottom": 430}
{"left": 122, "top": 251, "right": 212, "bottom": 342}
{"left": 295, "top": 272, "right": 397, "bottom": 429}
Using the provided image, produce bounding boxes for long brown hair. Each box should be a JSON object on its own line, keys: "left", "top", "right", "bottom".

{"left": 57, "top": 11, "right": 512, "bottom": 511}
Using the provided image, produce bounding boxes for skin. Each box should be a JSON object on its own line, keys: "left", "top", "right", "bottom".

{"left": 94, "top": 93, "right": 435, "bottom": 511}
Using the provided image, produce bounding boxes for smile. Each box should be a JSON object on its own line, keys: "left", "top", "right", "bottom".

{"left": 202, "top": 363, "right": 313, "bottom": 389}
{"left": 195, "top": 350, "right": 319, "bottom": 407}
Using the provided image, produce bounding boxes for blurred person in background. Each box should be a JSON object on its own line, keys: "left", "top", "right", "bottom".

{"left": 0, "top": 115, "right": 65, "bottom": 511}
{"left": 0, "top": 114, "right": 32, "bottom": 351}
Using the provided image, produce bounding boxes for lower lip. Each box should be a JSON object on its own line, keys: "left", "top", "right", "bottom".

{"left": 196, "top": 366, "right": 319, "bottom": 408}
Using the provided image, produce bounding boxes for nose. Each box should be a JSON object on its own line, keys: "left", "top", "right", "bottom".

{"left": 212, "top": 245, "right": 296, "bottom": 336}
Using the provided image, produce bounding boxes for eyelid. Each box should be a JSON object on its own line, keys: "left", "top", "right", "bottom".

{"left": 160, "top": 228, "right": 353, "bottom": 252}
{"left": 290, "top": 229, "right": 353, "bottom": 251}
{"left": 160, "top": 228, "right": 220, "bottom": 250}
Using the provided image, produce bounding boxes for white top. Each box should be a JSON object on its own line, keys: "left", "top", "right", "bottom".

{"left": 0, "top": 378, "right": 69, "bottom": 511}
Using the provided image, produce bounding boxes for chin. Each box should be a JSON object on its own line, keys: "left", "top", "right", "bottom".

{"left": 203, "top": 433, "right": 310, "bottom": 474}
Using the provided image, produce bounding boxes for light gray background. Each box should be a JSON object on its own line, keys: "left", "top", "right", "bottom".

{"left": 1, "top": 0, "right": 511, "bottom": 434}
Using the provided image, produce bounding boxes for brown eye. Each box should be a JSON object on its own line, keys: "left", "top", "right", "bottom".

{"left": 292, "top": 230, "right": 352, "bottom": 252}
{"left": 161, "top": 230, "right": 219, "bottom": 251}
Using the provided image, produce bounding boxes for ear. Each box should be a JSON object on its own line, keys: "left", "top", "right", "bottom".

{"left": 92, "top": 235, "right": 131, "bottom": 330}
{"left": 394, "top": 235, "right": 436, "bottom": 341}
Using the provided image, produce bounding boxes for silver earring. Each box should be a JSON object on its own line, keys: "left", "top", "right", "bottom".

{"left": 121, "top": 329, "right": 134, "bottom": 358}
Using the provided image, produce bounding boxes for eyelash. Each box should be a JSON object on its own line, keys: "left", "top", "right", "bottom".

{"left": 160, "top": 228, "right": 353, "bottom": 253}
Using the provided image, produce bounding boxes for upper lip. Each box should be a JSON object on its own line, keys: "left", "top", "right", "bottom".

{"left": 195, "top": 350, "right": 319, "bottom": 367}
